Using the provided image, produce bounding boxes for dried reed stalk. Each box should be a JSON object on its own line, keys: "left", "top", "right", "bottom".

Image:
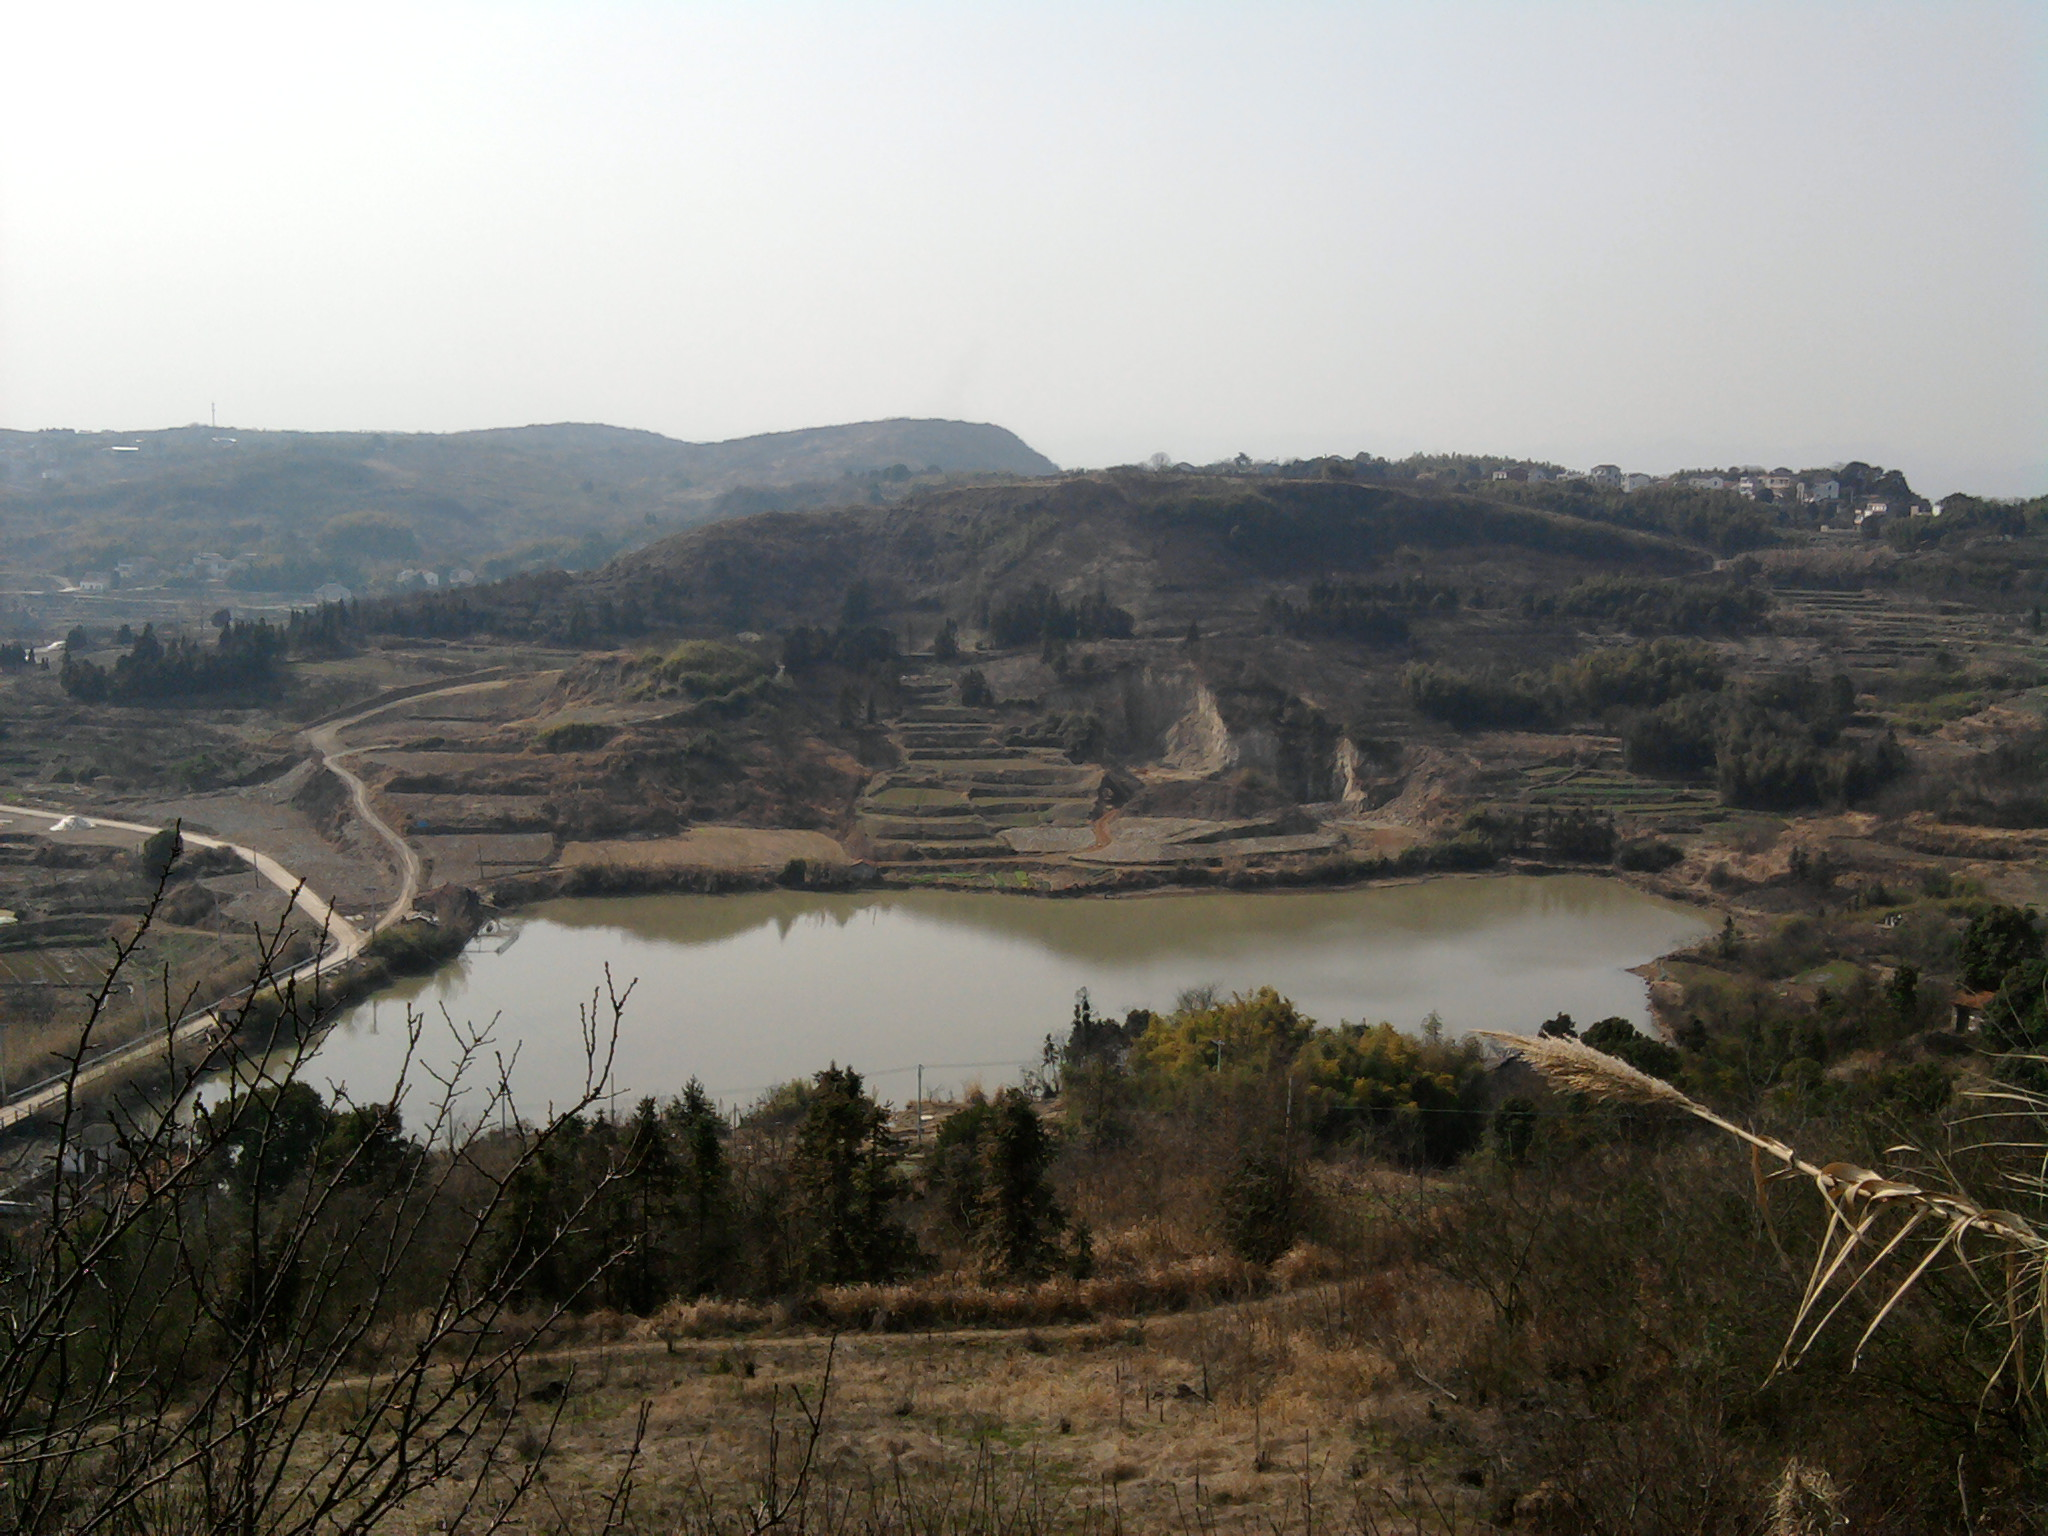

{"left": 1478, "top": 1031, "right": 2048, "bottom": 1404}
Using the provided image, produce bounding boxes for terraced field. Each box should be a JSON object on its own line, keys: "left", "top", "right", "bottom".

{"left": 1774, "top": 588, "right": 2024, "bottom": 669}
{"left": 856, "top": 675, "right": 1105, "bottom": 862}
{"left": 1514, "top": 761, "right": 1724, "bottom": 829}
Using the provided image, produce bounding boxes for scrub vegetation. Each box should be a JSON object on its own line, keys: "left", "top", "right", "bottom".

{"left": 6, "top": 871, "right": 2048, "bottom": 1530}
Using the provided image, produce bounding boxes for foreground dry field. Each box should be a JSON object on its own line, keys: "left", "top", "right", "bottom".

{"left": 378, "top": 1278, "right": 1495, "bottom": 1535}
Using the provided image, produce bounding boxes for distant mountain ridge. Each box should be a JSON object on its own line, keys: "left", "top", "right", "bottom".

{"left": 0, "top": 417, "right": 1060, "bottom": 586}
{"left": 446, "top": 419, "right": 1060, "bottom": 485}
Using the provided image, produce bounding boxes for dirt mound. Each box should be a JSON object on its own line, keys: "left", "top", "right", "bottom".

{"left": 288, "top": 763, "right": 354, "bottom": 835}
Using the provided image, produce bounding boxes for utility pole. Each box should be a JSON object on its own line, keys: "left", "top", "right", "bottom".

{"left": 915, "top": 1064, "right": 924, "bottom": 1141}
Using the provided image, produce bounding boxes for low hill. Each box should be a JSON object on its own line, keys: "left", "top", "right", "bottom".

{"left": 0, "top": 417, "right": 1058, "bottom": 589}
{"left": 573, "top": 469, "right": 1708, "bottom": 637}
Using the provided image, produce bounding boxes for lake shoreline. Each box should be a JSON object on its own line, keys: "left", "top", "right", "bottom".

{"left": 305, "top": 874, "right": 1717, "bottom": 1111}
{"left": 481, "top": 842, "right": 1718, "bottom": 913}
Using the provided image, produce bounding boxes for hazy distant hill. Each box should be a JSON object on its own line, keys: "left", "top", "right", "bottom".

{"left": 0, "top": 418, "right": 1058, "bottom": 589}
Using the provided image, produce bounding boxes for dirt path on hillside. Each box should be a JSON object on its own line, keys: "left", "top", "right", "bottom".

{"left": 303, "top": 676, "right": 522, "bottom": 930}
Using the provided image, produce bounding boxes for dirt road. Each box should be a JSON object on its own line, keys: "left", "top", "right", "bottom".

{"left": 303, "top": 673, "right": 521, "bottom": 930}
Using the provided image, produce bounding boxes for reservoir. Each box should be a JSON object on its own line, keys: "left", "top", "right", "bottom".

{"left": 307, "top": 876, "right": 1709, "bottom": 1114}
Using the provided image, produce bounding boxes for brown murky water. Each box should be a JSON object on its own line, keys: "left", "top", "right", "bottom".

{"left": 306, "top": 875, "right": 1709, "bottom": 1112}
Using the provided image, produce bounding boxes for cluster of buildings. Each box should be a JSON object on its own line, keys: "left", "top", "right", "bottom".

{"left": 392, "top": 567, "right": 476, "bottom": 593}
{"left": 1486, "top": 461, "right": 1933, "bottom": 528}
{"left": 1680, "top": 469, "right": 1932, "bottom": 526}
{"left": 1488, "top": 463, "right": 1660, "bottom": 491}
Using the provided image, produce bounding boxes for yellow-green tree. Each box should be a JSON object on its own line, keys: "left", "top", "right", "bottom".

{"left": 1295, "top": 1020, "right": 1487, "bottom": 1163}
{"left": 1131, "top": 986, "right": 1315, "bottom": 1080}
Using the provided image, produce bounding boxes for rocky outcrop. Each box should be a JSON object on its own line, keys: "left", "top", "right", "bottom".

{"left": 1159, "top": 675, "right": 1237, "bottom": 776}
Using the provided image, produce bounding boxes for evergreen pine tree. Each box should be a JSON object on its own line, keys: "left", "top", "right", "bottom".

{"left": 973, "top": 1089, "right": 1070, "bottom": 1280}
{"left": 668, "top": 1079, "right": 733, "bottom": 1297}
{"left": 789, "top": 1066, "right": 915, "bottom": 1286}
{"left": 610, "top": 1097, "right": 681, "bottom": 1314}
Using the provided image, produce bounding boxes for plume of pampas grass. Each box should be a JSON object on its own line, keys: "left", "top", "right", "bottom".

{"left": 1478, "top": 1030, "right": 2047, "bottom": 1406}
{"left": 1768, "top": 1457, "right": 1844, "bottom": 1536}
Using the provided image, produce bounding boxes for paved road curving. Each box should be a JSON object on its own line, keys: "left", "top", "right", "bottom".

{"left": 0, "top": 676, "right": 518, "bottom": 1131}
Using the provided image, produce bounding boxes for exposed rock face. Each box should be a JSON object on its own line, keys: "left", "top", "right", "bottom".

{"left": 1155, "top": 674, "right": 1235, "bottom": 776}
{"left": 1038, "top": 660, "right": 1355, "bottom": 803}
{"left": 1335, "top": 738, "right": 1369, "bottom": 805}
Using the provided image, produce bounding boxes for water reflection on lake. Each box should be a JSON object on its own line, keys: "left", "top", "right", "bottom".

{"left": 309, "top": 876, "right": 1709, "bottom": 1112}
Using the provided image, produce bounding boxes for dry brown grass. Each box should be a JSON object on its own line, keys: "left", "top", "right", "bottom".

{"left": 364, "top": 1279, "right": 1502, "bottom": 1535}
{"left": 641, "top": 1235, "right": 1355, "bottom": 1349}
{"left": 558, "top": 826, "right": 850, "bottom": 873}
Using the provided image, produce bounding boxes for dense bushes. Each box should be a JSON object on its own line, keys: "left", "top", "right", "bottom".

{"left": 1622, "top": 692, "right": 1722, "bottom": 774}
{"left": 1130, "top": 986, "right": 1315, "bottom": 1079}
{"left": 1295, "top": 1019, "right": 1488, "bottom": 1162}
{"left": 1262, "top": 578, "right": 1460, "bottom": 643}
{"left": 1713, "top": 708, "right": 1906, "bottom": 810}
{"left": 1614, "top": 836, "right": 1684, "bottom": 872}
{"left": 1404, "top": 662, "right": 1560, "bottom": 729}
{"left": 1960, "top": 903, "right": 2043, "bottom": 991}
{"left": 637, "top": 639, "right": 770, "bottom": 698}
{"left": 986, "top": 583, "right": 1133, "bottom": 646}
{"left": 1613, "top": 663, "right": 1905, "bottom": 810}
{"left": 1534, "top": 573, "right": 1770, "bottom": 634}
{"left": 363, "top": 918, "right": 467, "bottom": 976}
{"left": 1408, "top": 638, "right": 1725, "bottom": 732}
{"left": 1462, "top": 807, "right": 1618, "bottom": 863}
{"left": 1563, "top": 637, "right": 1722, "bottom": 710}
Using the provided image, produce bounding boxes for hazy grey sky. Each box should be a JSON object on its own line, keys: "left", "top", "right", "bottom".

{"left": 3, "top": 2, "right": 2041, "bottom": 494}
